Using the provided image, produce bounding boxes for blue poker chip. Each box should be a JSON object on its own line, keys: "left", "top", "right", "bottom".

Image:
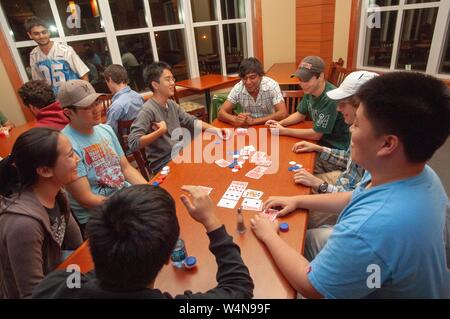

{"left": 215, "top": 140, "right": 221, "bottom": 144}
{"left": 279, "top": 223, "right": 289, "bottom": 232}
{"left": 184, "top": 256, "right": 197, "bottom": 269}
{"left": 228, "top": 163, "right": 235, "bottom": 168}
{"left": 152, "top": 181, "right": 160, "bottom": 187}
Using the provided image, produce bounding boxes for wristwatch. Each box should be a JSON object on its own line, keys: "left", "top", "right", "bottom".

{"left": 318, "top": 182, "right": 328, "bottom": 194}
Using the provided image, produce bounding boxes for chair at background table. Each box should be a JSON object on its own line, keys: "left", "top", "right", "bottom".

{"left": 327, "top": 58, "right": 352, "bottom": 87}
{"left": 282, "top": 90, "right": 304, "bottom": 114}
{"left": 98, "top": 94, "right": 113, "bottom": 118}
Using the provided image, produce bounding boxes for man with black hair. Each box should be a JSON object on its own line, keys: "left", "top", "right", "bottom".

{"left": 25, "top": 16, "right": 89, "bottom": 94}
{"left": 218, "top": 57, "right": 287, "bottom": 126}
{"left": 18, "top": 80, "right": 69, "bottom": 130}
{"left": 128, "top": 61, "right": 230, "bottom": 174}
{"left": 32, "top": 185, "right": 254, "bottom": 299}
{"left": 104, "top": 64, "right": 144, "bottom": 135}
{"left": 252, "top": 72, "right": 450, "bottom": 298}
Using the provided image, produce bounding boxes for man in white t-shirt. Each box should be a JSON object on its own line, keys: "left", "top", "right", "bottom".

{"left": 25, "top": 16, "right": 89, "bottom": 94}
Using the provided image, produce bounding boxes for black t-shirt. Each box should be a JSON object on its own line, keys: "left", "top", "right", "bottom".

{"left": 45, "top": 201, "right": 66, "bottom": 247}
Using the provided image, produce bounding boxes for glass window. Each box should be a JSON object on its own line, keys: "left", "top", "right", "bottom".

{"left": 191, "top": 0, "right": 216, "bottom": 22}
{"left": 367, "top": 0, "right": 399, "bottom": 6}
{"left": 363, "top": 11, "right": 398, "bottom": 68}
{"left": 109, "top": 0, "right": 147, "bottom": 30}
{"left": 18, "top": 47, "right": 35, "bottom": 79}
{"left": 117, "top": 33, "right": 152, "bottom": 92}
{"left": 55, "top": 0, "right": 103, "bottom": 36}
{"left": 67, "top": 38, "right": 111, "bottom": 92}
{"left": 405, "top": 0, "right": 440, "bottom": 4}
{"left": 439, "top": 25, "right": 450, "bottom": 74}
{"left": 195, "top": 26, "right": 221, "bottom": 75}
{"left": 396, "top": 8, "right": 438, "bottom": 71}
{"left": 0, "top": 0, "right": 59, "bottom": 41}
{"left": 155, "top": 30, "right": 189, "bottom": 81}
{"left": 221, "top": 0, "right": 245, "bottom": 20}
{"left": 223, "top": 23, "right": 247, "bottom": 74}
{"left": 149, "top": 0, "right": 182, "bottom": 26}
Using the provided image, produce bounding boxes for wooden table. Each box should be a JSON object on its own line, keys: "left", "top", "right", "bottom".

{"left": 0, "top": 121, "right": 36, "bottom": 158}
{"left": 176, "top": 74, "right": 239, "bottom": 122}
{"left": 266, "top": 63, "right": 300, "bottom": 88}
{"left": 58, "top": 121, "right": 316, "bottom": 298}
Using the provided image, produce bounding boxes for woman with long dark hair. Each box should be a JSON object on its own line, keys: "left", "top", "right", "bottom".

{"left": 0, "top": 127, "right": 83, "bottom": 298}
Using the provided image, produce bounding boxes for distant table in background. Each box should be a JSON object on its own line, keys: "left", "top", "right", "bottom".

{"left": 266, "top": 63, "right": 300, "bottom": 89}
{"left": 0, "top": 121, "right": 36, "bottom": 158}
{"left": 176, "top": 74, "right": 239, "bottom": 122}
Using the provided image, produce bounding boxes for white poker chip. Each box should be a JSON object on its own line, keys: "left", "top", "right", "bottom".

{"left": 233, "top": 154, "right": 239, "bottom": 159}
{"left": 161, "top": 171, "right": 169, "bottom": 176}
{"left": 162, "top": 166, "right": 170, "bottom": 171}
{"left": 232, "top": 169, "right": 239, "bottom": 173}
{"left": 243, "top": 156, "right": 249, "bottom": 160}
{"left": 289, "top": 161, "right": 297, "bottom": 166}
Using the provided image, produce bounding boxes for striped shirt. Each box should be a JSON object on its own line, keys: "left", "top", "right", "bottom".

{"left": 227, "top": 76, "right": 284, "bottom": 118}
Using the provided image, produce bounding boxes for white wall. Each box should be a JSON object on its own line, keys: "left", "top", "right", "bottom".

{"left": 0, "top": 58, "right": 26, "bottom": 125}
{"left": 333, "top": 0, "right": 352, "bottom": 67}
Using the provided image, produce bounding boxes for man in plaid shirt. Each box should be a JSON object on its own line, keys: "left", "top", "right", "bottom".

{"left": 218, "top": 57, "right": 287, "bottom": 126}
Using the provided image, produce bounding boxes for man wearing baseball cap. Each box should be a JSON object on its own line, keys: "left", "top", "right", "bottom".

{"left": 266, "top": 56, "right": 350, "bottom": 174}
{"left": 59, "top": 80, "right": 147, "bottom": 234}
{"left": 291, "top": 71, "right": 379, "bottom": 229}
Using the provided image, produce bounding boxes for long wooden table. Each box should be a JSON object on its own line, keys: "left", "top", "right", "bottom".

{"left": 0, "top": 121, "right": 36, "bottom": 158}
{"left": 266, "top": 62, "right": 300, "bottom": 88}
{"left": 58, "top": 121, "right": 315, "bottom": 298}
{"left": 176, "top": 74, "right": 239, "bottom": 122}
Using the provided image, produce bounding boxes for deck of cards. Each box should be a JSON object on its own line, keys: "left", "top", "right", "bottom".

{"left": 263, "top": 208, "right": 280, "bottom": 221}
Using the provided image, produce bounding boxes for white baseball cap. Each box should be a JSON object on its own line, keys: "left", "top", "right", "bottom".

{"left": 327, "top": 71, "right": 379, "bottom": 100}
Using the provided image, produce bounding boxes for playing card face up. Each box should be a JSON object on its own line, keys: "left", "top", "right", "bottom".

{"left": 243, "top": 189, "right": 263, "bottom": 199}
{"left": 215, "top": 159, "right": 232, "bottom": 168}
{"left": 245, "top": 166, "right": 268, "bottom": 179}
{"left": 242, "top": 198, "right": 263, "bottom": 211}
{"left": 218, "top": 198, "right": 238, "bottom": 209}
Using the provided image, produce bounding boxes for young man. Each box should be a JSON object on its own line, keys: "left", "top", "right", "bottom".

{"left": 59, "top": 80, "right": 147, "bottom": 231}
{"left": 104, "top": 64, "right": 144, "bottom": 135}
{"left": 218, "top": 57, "right": 287, "bottom": 126}
{"left": 128, "top": 62, "right": 230, "bottom": 174}
{"left": 252, "top": 72, "right": 450, "bottom": 298}
{"left": 18, "top": 80, "right": 69, "bottom": 130}
{"left": 266, "top": 56, "right": 350, "bottom": 173}
{"left": 25, "top": 16, "right": 89, "bottom": 94}
{"left": 291, "top": 71, "right": 378, "bottom": 228}
{"left": 32, "top": 185, "right": 254, "bottom": 299}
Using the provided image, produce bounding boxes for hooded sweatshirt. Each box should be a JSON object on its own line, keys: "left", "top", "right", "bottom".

{"left": 0, "top": 190, "right": 82, "bottom": 298}
{"left": 35, "top": 101, "right": 69, "bottom": 131}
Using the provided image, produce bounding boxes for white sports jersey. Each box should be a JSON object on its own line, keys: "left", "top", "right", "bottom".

{"left": 30, "top": 42, "right": 89, "bottom": 94}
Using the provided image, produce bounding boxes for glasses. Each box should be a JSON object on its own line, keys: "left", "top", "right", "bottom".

{"left": 162, "top": 76, "right": 176, "bottom": 83}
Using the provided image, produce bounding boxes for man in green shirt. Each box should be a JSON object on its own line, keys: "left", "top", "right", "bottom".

{"left": 266, "top": 56, "right": 350, "bottom": 173}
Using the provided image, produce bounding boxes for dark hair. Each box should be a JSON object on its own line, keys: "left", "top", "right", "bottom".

{"left": 238, "top": 57, "right": 264, "bottom": 78}
{"left": 86, "top": 185, "right": 179, "bottom": 292}
{"left": 18, "top": 80, "right": 56, "bottom": 109}
{"left": 143, "top": 61, "right": 172, "bottom": 92}
{"left": 356, "top": 71, "right": 450, "bottom": 163}
{"left": 0, "top": 127, "right": 60, "bottom": 197}
{"left": 104, "top": 64, "right": 129, "bottom": 85}
{"left": 24, "top": 16, "right": 48, "bottom": 33}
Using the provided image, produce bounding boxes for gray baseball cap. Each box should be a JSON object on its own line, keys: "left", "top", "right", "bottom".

{"left": 58, "top": 80, "right": 104, "bottom": 108}
{"left": 291, "top": 56, "right": 325, "bottom": 82}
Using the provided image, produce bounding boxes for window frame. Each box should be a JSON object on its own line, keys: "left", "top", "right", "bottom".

{"left": 0, "top": 0, "right": 254, "bottom": 86}
{"left": 356, "top": 0, "right": 450, "bottom": 79}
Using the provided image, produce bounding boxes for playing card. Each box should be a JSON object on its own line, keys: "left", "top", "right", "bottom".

{"left": 264, "top": 208, "right": 280, "bottom": 221}
{"left": 245, "top": 166, "right": 268, "bottom": 179}
{"left": 242, "top": 198, "right": 263, "bottom": 211}
{"left": 243, "top": 189, "right": 263, "bottom": 199}
{"left": 223, "top": 189, "right": 243, "bottom": 201}
{"left": 197, "top": 186, "right": 213, "bottom": 195}
{"left": 250, "top": 151, "right": 267, "bottom": 163}
{"left": 217, "top": 198, "right": 238, "bottom": 209}
{"left": 215, "top": 159, "right": 232, "bottom": 168}
{"left": 240, "top": 145, "right": 256, "bottom": 156}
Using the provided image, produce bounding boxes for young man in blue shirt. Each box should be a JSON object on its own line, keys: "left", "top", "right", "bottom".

{"left": 104, "top": 64, "right": 144, "bottom": 135}
{"left": 252, "top": 72, "right": 450, "bottom": 298}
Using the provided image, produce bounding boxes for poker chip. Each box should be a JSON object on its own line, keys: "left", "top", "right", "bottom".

{"left": 289, "top": 161, "right": 297, "bottom": 166}
{"left": 232, "top": 168, "right": 239, "bottom": 173}
{"left": 243, "top": 156, "right": 249, "bottom": 160}
{"left": 279, "top": 223, "right": 289, "bottom": 232}
{"left": 184, "top": 256, "right": 197, "bottom": 269}
{"left": 152, "top": 181, "right": 160, "bottom": 187}
{"left": 161, "top": 171, "right": 169, "bottom": 176}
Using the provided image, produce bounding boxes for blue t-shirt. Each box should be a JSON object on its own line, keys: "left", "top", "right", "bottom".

{"left": 62, "top": 124, "right": 130, "bottom": 224}
{"left": 106, "top": 86, "right": 144, "bottom": 134}
{"left": 308, "top": 166, "right": 450, "bottom": 298}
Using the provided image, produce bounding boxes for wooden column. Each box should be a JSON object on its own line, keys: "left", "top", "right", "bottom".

{"left": 296, "top": 0, "right": 336, "bottom": 75}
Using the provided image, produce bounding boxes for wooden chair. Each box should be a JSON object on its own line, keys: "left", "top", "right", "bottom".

{"left": 117, "top": 119, "right": 150, "bottom": 181}
{"left": 327, "top": 58, "right": 352, "bottom": 87}
{"left": 282, "top": 90, "right": 304, "bottom": 114}
{"left": 98, "top": 94, "right": 113, "bottom": 117}
{"left": 173, "top": 87, "right": 208, "bottom": 122}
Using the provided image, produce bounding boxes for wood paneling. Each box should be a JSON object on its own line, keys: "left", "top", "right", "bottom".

{"left": 252, "top": 0, "right": 264, "bottom": 65}
{"left": 347, "top": 0, "right": 361, "bottom": 69}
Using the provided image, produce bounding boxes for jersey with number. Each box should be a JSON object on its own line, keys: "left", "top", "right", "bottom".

{"left": 30, "top": 42, "right": 89, "bottom": 94}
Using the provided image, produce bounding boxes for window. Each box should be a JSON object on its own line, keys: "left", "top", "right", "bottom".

{"left": 0, "top": 0, "right": 253, "bottom": 94}
{"left": 358, "top": 0, "right": 450, "bottom": 77}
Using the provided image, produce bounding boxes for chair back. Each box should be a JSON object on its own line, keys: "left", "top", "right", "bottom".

{"left": 327, "top": 58, "right": 352, "bottom": 87}
{"left": 98, "top": 94, "right": 113, "bottom": 117}
{"left": 282, "top": 90, "right": 304, "bottom": 114}
{"left": 117, "top": 119, "right": 150, "bottom": 180}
